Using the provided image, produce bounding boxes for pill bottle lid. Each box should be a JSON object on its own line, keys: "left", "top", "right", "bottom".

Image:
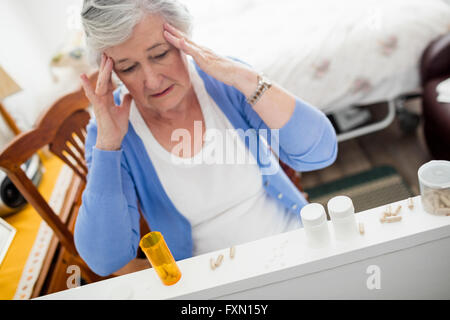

{"left": 327, "top": 195, "right": 354, "bottom": 219}
{"left": 300, "top": 203, "right": 327, "bottom": 227}
{"left": 418, "top": 160, "right": 450, "bottom": 189}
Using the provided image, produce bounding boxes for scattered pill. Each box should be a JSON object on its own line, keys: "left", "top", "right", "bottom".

{"left": 230, "top": 246, "right": 235, "bottom": 259}
{"left": 210, "top": 258, "right": 216, "bottom": 270}
{"left": 215, "top": 254, "right": 224, "bottom": 268}
{"left": 393, "top": 205, "right": 402, "bottom": 216}
{"left": 359, "top": 222, "right": 365, "bottom": 235}
{"left": 380, "top": 215, "right": 402, "bottom": 223}
{"left": 407, "top": 197, "right": 414, "bottom": 210}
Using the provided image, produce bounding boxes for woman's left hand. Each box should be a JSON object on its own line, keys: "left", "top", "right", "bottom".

{"left": 163, "top": 22, "right": 251, "bottom": 87}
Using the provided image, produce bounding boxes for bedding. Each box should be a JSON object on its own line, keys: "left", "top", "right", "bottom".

{"left": 185, "top": 0, "right": 450, "bottom": 113}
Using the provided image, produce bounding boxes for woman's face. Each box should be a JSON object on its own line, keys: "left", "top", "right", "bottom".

{"left": 105, "top": 14, "right": 191, "bottom": 116}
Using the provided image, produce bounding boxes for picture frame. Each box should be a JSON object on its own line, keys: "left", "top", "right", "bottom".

{"left": 0, "top": 217, "right": 16, "bottom": 266}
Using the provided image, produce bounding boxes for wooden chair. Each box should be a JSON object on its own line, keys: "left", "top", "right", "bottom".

{"left": 0, "top": 72, "right": 150, "bottom": 297}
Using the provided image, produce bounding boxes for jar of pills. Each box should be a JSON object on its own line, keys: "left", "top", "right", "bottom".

{"left": 418, "top": 160, "right": 450, "bottom": 215}
{"left": 300, "top": 203, "right": 331, "bottom": 248}
{"left": 327, "top": 195, "right": 358, "bottom": 241}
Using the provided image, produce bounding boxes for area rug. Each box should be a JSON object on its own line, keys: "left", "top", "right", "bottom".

{"left": 304, "top": 165, "right": 414, "bottom": 215}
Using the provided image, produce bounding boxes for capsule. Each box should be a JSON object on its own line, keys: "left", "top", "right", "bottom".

{"left": 359, "top": 222, "right": 365, "bottom": 235}
{"left": 380, "top": 216, "right": 402, "bottom": 223}
{"left": 215, "top": 254, "right": 224, "bottom": 267}
{"left": 407, "top": 198, "right": 414, "bottom": 210}
{"left": 230, "top": 246, "right": 236, "bottom": 259}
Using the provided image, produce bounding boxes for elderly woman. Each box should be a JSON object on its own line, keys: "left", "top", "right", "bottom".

{"left": 76, "top": 0, "right": 338, "bottom": 276}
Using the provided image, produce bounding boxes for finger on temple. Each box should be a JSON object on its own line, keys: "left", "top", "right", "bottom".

{"left": 163, "top": 30, "right": 178, "bottom": 44}
{"left": 164, "top": 31, "right": 188, "bottom": 53}
{"left": 96, "top": 58, "right": 113, "bottom": 95}
{"left": 181, "top": 38, "right": 195, "bottom": 52}
{"left": 163, "top": 22, "right": 184, "bottom": 37}
{"left": 178, "top": 38, "right": 197, "bottom": 58}
{"left": 100, "top": 53, "right": 106, "bottom": 70}
{"left": 164, "top": 23, "right": 195, "bottom": 47}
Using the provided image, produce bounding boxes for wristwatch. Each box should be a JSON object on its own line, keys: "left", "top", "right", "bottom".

{"left": 246, "top": 73, "right": 272, "bottom": 106}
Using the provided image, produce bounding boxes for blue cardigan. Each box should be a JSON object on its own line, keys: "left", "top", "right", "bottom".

{"left": 74, "top": 60, "right": 338, "bottom": 276}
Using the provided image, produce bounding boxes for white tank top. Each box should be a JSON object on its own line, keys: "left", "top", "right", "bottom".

{"left": 129, "top": 58, "right": 300, "bottom": 255}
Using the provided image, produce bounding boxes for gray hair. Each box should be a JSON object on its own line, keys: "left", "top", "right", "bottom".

{"left": 81, "top": 0, "right": 193, "bottom": 66}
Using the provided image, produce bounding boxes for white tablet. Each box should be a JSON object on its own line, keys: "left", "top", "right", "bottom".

{"left": 0, "top": 217, "right": 16, "bottom": 266}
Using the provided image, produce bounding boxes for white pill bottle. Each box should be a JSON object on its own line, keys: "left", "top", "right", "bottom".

{"left": 300, "top": 203, "right": 331, "bottom": 248}
{"left": 327, "top": 195, "right": 359, "bottom": 241}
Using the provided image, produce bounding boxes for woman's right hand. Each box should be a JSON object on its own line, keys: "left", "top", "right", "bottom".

{"left": 80, "top": 53, "right": 133, "bottom": 151}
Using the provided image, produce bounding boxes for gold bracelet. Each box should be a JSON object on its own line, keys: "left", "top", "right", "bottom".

{"left": 246, "top": 73, "right": 272, "bottom": 106}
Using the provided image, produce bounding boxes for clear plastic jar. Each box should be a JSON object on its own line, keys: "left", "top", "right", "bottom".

{"left": 418, "top": 160, "right": 450, "bottom": 215}
{"left": 300, "top": 203, "right": 331, "bottom": 248}
{"left": 327, "top": 195, "right": 358, "bottom": 241}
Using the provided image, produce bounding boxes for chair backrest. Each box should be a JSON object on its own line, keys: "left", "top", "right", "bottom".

{"left": 0, "top": 72, "right": 98, "bottom": 257}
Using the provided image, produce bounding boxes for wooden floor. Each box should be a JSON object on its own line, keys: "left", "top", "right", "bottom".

{"left": 300, "top": 98, "right": 432, "bottom": 196}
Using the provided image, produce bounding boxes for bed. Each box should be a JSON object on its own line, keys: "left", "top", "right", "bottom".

{"left": 184, "top": 0, "right": 450, "bottom": 141}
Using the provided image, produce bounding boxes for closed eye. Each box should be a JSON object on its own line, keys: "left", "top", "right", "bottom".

{"left": 121, "top": 65, "right": 136, "bottom": 73}
{"left": 119, "top": 50, "right": 169, "bottom": 73}
{"left": 152, "top": 51, "right": 168, "bottom": 59}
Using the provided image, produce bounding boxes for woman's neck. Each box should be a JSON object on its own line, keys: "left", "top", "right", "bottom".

{"left": 135, "top": 85, "right": 206, "bottom": 157}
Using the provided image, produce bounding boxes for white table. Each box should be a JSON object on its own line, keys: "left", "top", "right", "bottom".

{"left": 37, "top": 196, "right": 450, "bottom": 299}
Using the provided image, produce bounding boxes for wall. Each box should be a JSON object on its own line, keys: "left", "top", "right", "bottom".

{"left": 0, "top": 0, "right": 83, "bottom": 148}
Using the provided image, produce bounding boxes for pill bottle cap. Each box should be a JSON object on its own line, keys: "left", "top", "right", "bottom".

{"left": 300, "top": 203, "right": 327, "bottom": 227}
{"left": 418, "top": 160, "right": 450, "bottom": 189}
{"left": 327, "top": 195, "right": 354, "bottom": 220}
